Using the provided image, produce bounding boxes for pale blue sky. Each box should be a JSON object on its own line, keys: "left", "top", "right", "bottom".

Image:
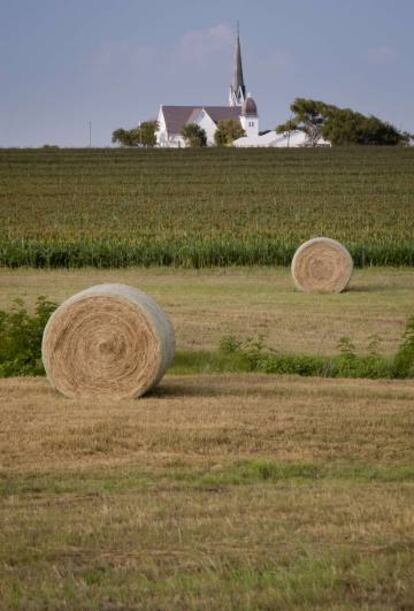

{"left": 0, "top": 0, "right": 412, "bottom": 146}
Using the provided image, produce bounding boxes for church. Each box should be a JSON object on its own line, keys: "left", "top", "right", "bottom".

{"left": 155, "top": 29, "right": 326, "bottom": 148}
{"left": 155, "top": 28, "right": 260, "bottom": 148}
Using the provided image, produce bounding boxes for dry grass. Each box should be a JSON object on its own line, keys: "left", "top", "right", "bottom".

{"left": 1, "top": 266, "right": 414, "bottom": 357}
{"left": 1, "top": 375, "right": 414, "bottom": 473}
{"left": 1, "top": 374, "right": 414, "bottom": 609}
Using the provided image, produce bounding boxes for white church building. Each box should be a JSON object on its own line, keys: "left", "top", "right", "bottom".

{"left": 155, "top": 30, "right": 328, "bottom": 148}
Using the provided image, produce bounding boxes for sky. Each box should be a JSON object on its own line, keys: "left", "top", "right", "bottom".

{"left": 0, "top": 0, "right": 413, "bottom": 147}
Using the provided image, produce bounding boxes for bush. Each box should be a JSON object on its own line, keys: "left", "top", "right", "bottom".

{"left": 217, "top": 333, "right": 395, "bottom": 379}
{"left": 180, "top": 123, "right": 207, "bottom": 148}
{"left": 214, "top": 119, "right": 245, "bottom": 146}
{"left": 393, "top": 315, "right": 414, "bottom": 378}
{"left": 0, "top": 297, "right": 57, "bottom": 377}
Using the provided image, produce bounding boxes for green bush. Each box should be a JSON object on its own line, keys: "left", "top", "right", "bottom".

{"left": 0, "top": 297, "right": 57, "bottom": 377}
{"left": 217, "top": 333, "right": 395, "bottom": 379}
{"left": 393, "top": 315, "right": 414, "bottom": 378}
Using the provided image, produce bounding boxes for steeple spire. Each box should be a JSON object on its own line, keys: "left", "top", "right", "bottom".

{"left": 229, "top": 23, "right": 247, "bottom": 107}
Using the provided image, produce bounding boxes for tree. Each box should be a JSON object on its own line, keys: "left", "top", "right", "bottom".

{"left": 322, "top": 110, "right": 410, "bottom": 146}
{"left": 214, "top": 119, "right": 245, "bottom": 146}
{"left": 139, "top": 121, "right": 158, "bottom": 147}
{"left": 112, "top": 121, "right": 158, "bottom": 147}
{"left": 180, "top": 123, "right": 207, "bottom": 148}
{"left": 276, "top": 98, "right": 411, "bottom": 146}
{"left": 112, "top": 128, "right": 137, "bottom": 147}
{"left": 276, "top": 99, "right": 335, "bottom": 146}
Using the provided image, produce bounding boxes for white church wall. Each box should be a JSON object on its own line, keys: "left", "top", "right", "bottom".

{"left": 155, "top": 107, "right": 169, "bottom": 147}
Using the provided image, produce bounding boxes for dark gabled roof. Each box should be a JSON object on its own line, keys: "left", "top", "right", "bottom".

{"left": 186, "top": 108, "right": 203, "bottom": 124}
{"left": 161, "top": 105, "right": 242, "bottom": 135}
{"left": 161, "top": 106, "right": 200, "bottom": 136}
{"left": 203, "top": 106, "right": 242, "bottom": 124}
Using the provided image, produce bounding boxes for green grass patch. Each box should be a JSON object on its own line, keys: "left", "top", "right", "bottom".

{"left": 2, "top": 461, "right": 414, "bottom": 498}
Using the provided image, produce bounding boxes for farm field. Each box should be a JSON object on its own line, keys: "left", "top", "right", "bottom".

{"left": 1, "top": 148, "right": 414, "bottom": 609}
{"left": 1, "top": 266, "right": 414, "bottom": 357}
{"left": 1, "top": 147, "right": 414, "bottom": 268}
{"left": 1, "top": 374, "right": 414, "bottom": 609}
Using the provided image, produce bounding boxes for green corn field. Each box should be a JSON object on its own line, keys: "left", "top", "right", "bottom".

{"left": 1, "top": 146, "right": 413, "bottom": 268}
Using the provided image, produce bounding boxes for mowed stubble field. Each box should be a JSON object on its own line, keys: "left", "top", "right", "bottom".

{"left": 1, "top": 148, "right": 414, "bottom": 608}
{"left": 1, "top": 374, "right": 414, "bottom": 609}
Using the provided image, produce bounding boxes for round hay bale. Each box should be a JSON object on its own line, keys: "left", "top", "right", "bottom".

{"left": 291, "top": 237, "right": 353, "bottom": 293}
{"left": 42, "top": 283, "right": 175, "bottom": 399}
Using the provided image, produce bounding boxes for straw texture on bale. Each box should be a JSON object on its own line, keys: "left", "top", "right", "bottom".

{"left": 42, "top": 283, "right": 175, "bottom": 399}
{"left": 291, "top": 237, "right": 353, "bottom": 293}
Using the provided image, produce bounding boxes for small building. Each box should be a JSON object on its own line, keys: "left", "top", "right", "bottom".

{"left": 233, "top": 128, "right": 331, "bottom": 148}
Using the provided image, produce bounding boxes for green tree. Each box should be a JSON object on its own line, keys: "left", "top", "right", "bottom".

{"left": 139, "top": 121, "right": 158, "bottom": 147}
{"left": 214, "top": 119, "right": 246, "bottom": 146}
{"left": 180, "top": 123, "right": 207, "bottom": 148}
{"left": 276, "top": 99, "right": 334, "bottom": 146}
{"left": 276, "top": 98, "right": 411, "bottom": 146}
{"left": 112, "top": 128, "right": 136, "bottom": 147}
{"left": 322, "top": 110, "right": 410, "bottom": 146}
{"left": 112, "top": 121, "right": 159, "bottom": 147}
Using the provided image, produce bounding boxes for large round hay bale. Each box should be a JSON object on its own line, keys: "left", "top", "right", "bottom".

{"left": 291, "top": 237, "right": 353, "bottom": 293}
{"left": 42, "top": 284, "right": 175, "bottom": 399}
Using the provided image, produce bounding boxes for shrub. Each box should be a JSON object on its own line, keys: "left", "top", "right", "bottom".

{"left": 393, "top": 315, "right": 414, "bottom": 378}
{"left": 0, "top": 297, "right": 57, "bottom": 377}
{"left": 214, "top": 119, "right": 245, "bottom": 145}
{"left": 180, "top": 123, "right": 207, "bottom": 148}
{"left": 217, "top": 332, "right": 394, "bottom": 379}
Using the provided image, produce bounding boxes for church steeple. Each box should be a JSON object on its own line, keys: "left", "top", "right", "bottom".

{"left": 229, "top": 23, "right": 247, "bottom": 107}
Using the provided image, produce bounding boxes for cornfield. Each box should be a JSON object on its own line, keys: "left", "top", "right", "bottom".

{"left": 1, "top": 146, "right": 413, "bottom": 268}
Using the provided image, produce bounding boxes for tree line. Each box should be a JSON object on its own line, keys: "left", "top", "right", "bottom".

{"left": 112, "top": 99, "right": 412, "bottom": 148}
{"left": 112, "top": 119, "right": 245, "bottom": 148}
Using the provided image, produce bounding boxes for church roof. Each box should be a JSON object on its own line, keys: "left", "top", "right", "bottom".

{"left": 241, "top": 96, "right": 258, "bottom": 117}
{"left": 204, "top": 106, "right": 242, "bottom": 123}
{"left": 161, "top": 105, "right": 242, "bottom": 136}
